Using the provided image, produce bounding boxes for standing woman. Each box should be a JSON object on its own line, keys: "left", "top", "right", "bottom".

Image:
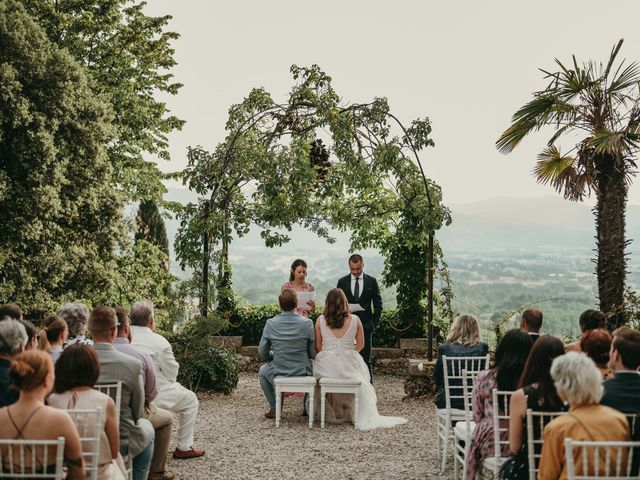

{"left": 38, "top": 315, "right": 68, "bottom": 363}
{"left": 281, "top": 259, "right": 316, "bottom": 316}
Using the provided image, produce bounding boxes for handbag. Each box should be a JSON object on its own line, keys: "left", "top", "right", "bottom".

{"left": 499, "top": 444, "right": 529, "bottom": 480}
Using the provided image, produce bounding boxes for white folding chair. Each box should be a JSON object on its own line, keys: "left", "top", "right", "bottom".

{"left": 453, "top": 369, "right": 479, "bottom": 480}
{"left": 67, "top": 408, "right": 102, "bottom": 480}
{"left": 564, "top": 438, "right": 640, "bottom": 479}
{"left": 436, "top": 354, "right": 490, "bottom": 472}
{"left": 94, "top": 382, "right": 122, "bottom": 420}
{"left": 481, "top": 389, "right": 513, "bottom": 479}
{"left": 526, "top": 409, "right": 567, "bottom": 479}
{"left": 0, "top": 436, "right": 65, "bottom": 479}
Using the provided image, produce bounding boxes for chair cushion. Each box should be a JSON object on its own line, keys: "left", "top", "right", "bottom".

{"left": 453, "top": 420, "right": 476, "bottom": 440}
{"left": 319, "top": 377, "right": 361, "bottom": 386}
{"left": 436, "top": 408, "right": 467, "bottom": 419}
{"left": 482, "top": 456, "right": 507, "bottom": 471}
{"left": 274, "top": 376, "right": 317, "bottom": 385}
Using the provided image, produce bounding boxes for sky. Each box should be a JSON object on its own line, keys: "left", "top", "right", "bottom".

{"left": 145, "top": 0, "right": 640, "bottom": 206}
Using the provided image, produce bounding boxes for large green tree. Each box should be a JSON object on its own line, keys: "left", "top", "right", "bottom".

{"left": 497, "top": 40, "right": 640, "bottom": 329}
{"left": 21, "top": 0, "right": 184, "bottom": 202}
{"left": 0, "top": 0, "right": 121, "bottom": 314}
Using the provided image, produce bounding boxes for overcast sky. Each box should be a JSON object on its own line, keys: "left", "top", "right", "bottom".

{"left": 145, "top": 0, "right": 640, "bottom": 206}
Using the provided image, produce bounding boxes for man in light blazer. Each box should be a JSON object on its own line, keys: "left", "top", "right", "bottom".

{"left": 337, "top": 254, "right": 383, "bottom": 381}
{"left": 130, "top": 300, "right": 205, "bottom": 459}
{"left": 89, "top": 307, "right": 155, "bottom": 480}
{"left": 258, "top": 288, "right": 316, "bottom": 418}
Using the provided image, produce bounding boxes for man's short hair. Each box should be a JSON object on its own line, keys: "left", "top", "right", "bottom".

{"left": 612, "top": 326, "right": 640, "bottom": 370}
{"left": 0, "top": 304, "right": 23, "bottom": 321}
{"left": 115, "top": 307, "right": 129, "bottom": 336}
{"left": 88, "top": 307, "right": 117, "bottom": 339}
{"left": 279, "top": 289, "right": 297, "bottom": 312}
{"left": 0, "top": 319, "right": 28, "bottom": 356}
{"left": 348, "top": 254, "right": 363, "bottom": 264}
{"left": 129, "top": 300, "right": 154, "bottom": 327}
{"left": 579, "top": 309, "right": 606, "bottom": 332}
{"left": 521, "top": 309, "right": 543, "bottom": 332}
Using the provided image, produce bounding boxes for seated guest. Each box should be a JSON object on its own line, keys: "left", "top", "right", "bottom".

{"left": 538, "top": 352, "right": 629, "bottom": 480}
{"left": 0, "top": 319, "right": 28, "bottom": 407}
{"left": 19, "top": 319, "right": 38, "bottom": 350}
{"left": 520, "top": 308, "right": 543, "bottom": 343}
{"left": 114, "top": 307, "right": 174, "bottom": 480}
{"left": 0, "top": 350, "right": 85, "bottom": 479}
{"left": 506, "top": 336, "right": 566, "bottom": 478}
{"left": 258, "top": 289, "right": 316, "bottom": 419}
{"left": 48, "top": 345, "right": 127, "bottom": 480}
{"left": 602, "top": 326, "right": 640, "bottom": 415}
{"left": 434, "top": 314, "right": 488, "bottom": 409}
{"left": 565, "top": 309, "right": 606, "bottom": 352}
{"left": 58, "top": 302, "right": 93, "bottom": 347}
{"left": 129, "top": 300, "right": 204, "bottom": 459}
{"left": 466, "top": 329, "right": 534, "bottom": 480}
{"left": 580, "top": 328, "right": 613, "bottom": 380}
{"left": 88, "top": 307, "right": 155, "bottom": 480}
{"left": 0, "top": 303, "right": 23, "bottom": 321}
{"left": 38, "top": 315, "right": 68, "bottom": 363}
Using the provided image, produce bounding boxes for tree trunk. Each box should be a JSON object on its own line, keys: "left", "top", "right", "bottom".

{"left": 200, "top": 201, "right": 211, "bottom": 318}
{"left": 594, "top": 153, "right": 627, "bottom": 330}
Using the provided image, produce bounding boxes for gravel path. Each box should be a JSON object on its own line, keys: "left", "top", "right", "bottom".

{"left": 165, "top": 373, "right": 447, "bottom": 480}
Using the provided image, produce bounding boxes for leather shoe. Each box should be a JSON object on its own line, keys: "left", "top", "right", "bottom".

{"left": 264, "top": 410, "right": 275, "bottom": 419}
{"left": 173, "top": 447, "right": 205, "bottom": 459}
{"left": 148, "top": 472, "right": 175, "bottom": 480}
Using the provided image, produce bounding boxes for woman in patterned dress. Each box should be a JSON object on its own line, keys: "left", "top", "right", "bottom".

{"left": 281, "top": 259, "right": 316, "bottom": 317}
{"left": 466, "top": 329, "right": 534, "bottom": 480}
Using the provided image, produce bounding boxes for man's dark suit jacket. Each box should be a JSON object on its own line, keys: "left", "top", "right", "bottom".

{"left": 602, "top": 371, "right": 640, "bottom": 414}
{"left": 0, "top": 358, "right": 18, "bottom": 407}
{"left": 337, "top": 273, "right": 383, "bottom": 330}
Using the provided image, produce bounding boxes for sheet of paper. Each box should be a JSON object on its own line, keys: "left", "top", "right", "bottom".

{"left": 296, "top": 291, "right": 315, "bottom": 310}
{"left": 349, "top": 303, "right": 364, "bottom": 313}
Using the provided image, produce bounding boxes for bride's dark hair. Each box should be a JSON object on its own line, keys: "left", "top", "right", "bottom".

{"left": 323, "top": 288, "right": 350, "bottom": 329}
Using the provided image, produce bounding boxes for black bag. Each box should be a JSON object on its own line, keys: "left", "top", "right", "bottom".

{"left": 499, "top": 446, "right": 529, "bottom": 480}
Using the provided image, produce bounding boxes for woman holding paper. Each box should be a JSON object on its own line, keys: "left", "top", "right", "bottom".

{"left": 281, "top": 258, "right": 316, "bottom": 316}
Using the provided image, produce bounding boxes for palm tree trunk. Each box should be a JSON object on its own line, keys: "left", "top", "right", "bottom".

{"left": 594, "top": 154, "right": 627, "bottom": 329}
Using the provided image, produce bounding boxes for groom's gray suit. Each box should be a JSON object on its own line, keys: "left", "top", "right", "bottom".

{"left": 258, "top": 309, "right": 316, "bottom": 411}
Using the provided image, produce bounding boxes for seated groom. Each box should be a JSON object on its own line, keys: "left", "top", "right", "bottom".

{"left": 258, "top": 288, "right": 316, "bottom": 419}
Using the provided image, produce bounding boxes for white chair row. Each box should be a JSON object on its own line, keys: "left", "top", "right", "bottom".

{"left": 273, "top": 376, "right": 361, "bottom": 428}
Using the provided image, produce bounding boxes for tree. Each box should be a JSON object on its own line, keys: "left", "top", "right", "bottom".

{"left": 0, "top": 0, "right": 120, "bottom": 314}
{"left": 136, "top": 200, "right": 170, "bottom": 259}
{"left": 21, "top": 0, "right": 184, "bottom": 202}
{"left": 497, "top": 40, "right": 640, "bottom": 329}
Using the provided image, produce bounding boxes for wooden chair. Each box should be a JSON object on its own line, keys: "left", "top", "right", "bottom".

{"left": 0, "top": 436, "right": 65, "bottom": 479}
{"left": 481, "top": 389, "right": 514, "bottom": 479}
{"left": 274, "top": 376, "right": 317, "bottom": 428}
{"left": 564, "top": 439, "right": 640, "bottom": 479}
{"left": 66, "top": 408, "right": 102, "bottom": 480}
{"left": 436, "top": 354, "right": 490, "bottom": 472}
{"left": 526, "top": 409, "right": 567, "bottom": 479}
{"left": 453, "top": 369, "right": 479, "bottom": 480}
{"left": 318, "top": 377, "right": 361, "bottom": 429}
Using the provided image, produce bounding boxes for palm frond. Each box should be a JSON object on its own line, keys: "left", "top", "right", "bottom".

{"left": 532, "top": 145, "right": 575, "bottom": 186}
{"left": 496, "top": 118, "right": 536, "bottom": 154}
{"left": 608, "top": 61, "right": 640, "bottom": 94}
{"left": 604, "top": 39, "right": 625, "bottom": 80}
{"left": 591, "top": 130, "right": 632, "bottom": 156}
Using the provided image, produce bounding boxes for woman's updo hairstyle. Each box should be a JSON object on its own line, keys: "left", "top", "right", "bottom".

{"left": 289, "top": 259, "right": 308, "bottom": 282}
{"left": 37, "top": 315, "right": 67, "bottom": 352}
{"left": 10, "top": 350, "right": 52, "bottom": 392}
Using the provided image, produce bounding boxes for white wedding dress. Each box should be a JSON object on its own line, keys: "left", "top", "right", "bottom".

{"left": 312, "top": 314, "right": 408, "bottom": 430}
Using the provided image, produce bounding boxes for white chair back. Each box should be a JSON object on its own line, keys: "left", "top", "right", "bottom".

{"left": 0, "top": 436, "right": 65, "bottom": 479}
{"left": 67, "top": 408, "right": 102, "bottom": 480}
{"left": 95, "top": 382, "right": 122, "bottom": 420}
{"left": 442, "top": 355, "right": 490, "bottom": 410}
{"left": 461, "top": 369, "right": 480, "bottom": 428}
{"left": 526, "top": 409, "right": 568, "bottom": 479}
{"left": 564, "top": 439, "right": 640, "bottom": 479}
{"left": 491, "top": 389, "right": 514, "bottom": 460}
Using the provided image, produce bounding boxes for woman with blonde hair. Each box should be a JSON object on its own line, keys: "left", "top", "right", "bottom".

{"left": 37, "top": 315, "right": 68, "bottom": 363}
{"left": 434, "top": 314, "right": 488, "bottom": 409}
{"left": 0, "top": 350, "right": 85, "bottom": 478}
{"left": 312, "top": 288, "right": 407, "bottom": 430}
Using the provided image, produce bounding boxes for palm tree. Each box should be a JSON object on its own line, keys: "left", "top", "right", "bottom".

{"left": 497, "top": 39, "right": 640, "bottom": 329}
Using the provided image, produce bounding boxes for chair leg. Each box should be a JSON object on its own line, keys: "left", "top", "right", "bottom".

{"left": 275, "top": 389, "right": 282, "bottom": 428}
{"left": 321, "top": 390, "right": 326, "bottom": 429}
{"left": 440, "top": 417, "right": 450, "bottom": 472}
{"left": 308, "top": 390, "right": 314, "bottom": 428}
{"left": 353, "top": 391, "right": 360, "bottom": 429}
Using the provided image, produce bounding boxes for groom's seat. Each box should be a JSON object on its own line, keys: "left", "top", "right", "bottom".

{"left": 274, "top": 376, "right": 317, "bottom": 428}
{"left": 319, "top": 378, "right": 361, "bottom": 429}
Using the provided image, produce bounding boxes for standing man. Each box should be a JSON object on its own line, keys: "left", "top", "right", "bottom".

{"left": 520, "top": 308, "right": 543, "bottom": 343}
{"left": 337, "top": 254, "right": 382, "bottom": 381}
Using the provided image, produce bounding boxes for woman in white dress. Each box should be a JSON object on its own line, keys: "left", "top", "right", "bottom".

{"left": 313, "top": 288, "right": 407, "bottom": 430}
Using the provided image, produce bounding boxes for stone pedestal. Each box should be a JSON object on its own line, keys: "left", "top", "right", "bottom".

{"left": 403, "top": 359, "right": 436, "bottom": 398}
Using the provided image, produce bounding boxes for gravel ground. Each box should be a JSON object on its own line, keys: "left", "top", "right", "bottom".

{"left": 164, "top": 373, "right": 448, "bottom": 480}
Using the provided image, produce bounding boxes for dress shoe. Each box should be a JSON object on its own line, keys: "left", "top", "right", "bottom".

{"left": 173, "top": 447, "right": 205, "bottom": 459}
{"left": 264, "top": 410, "right": 275, "bottom": 419}
{"left": 148, "top": 471, "right": 175, "bottom": 480}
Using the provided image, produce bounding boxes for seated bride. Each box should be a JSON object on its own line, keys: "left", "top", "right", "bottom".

{"left": 313, "top": 288, "right": 407, "bottom": 430}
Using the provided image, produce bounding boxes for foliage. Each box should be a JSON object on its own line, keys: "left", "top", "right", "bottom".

{"left": 165, "top": 313, "right": 238, "bottom": 394}
{"left": 22, "top": 0, "right": 184, "bottom": 202}
{"left": 617, "top": 289, "right": 640, "bottom": 330}
{"left": 497, "top": 39, "right": 640, "bottom": 329}
{"left": 0, "top": 0, "right": 121, "bottom": 316}
{"left": 136, "top": 201, "right": 170, "bottom": 259}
